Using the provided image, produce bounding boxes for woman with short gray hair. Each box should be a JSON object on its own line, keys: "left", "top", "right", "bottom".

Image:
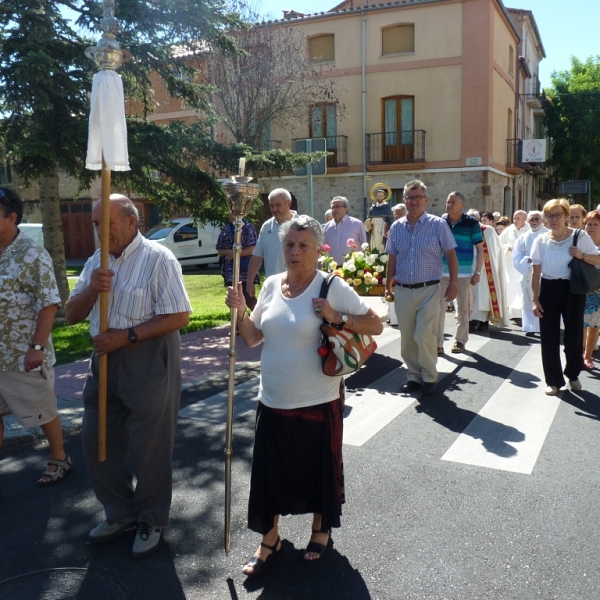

{"left": 226, "top": 214, "right": 382, "bottom": 575}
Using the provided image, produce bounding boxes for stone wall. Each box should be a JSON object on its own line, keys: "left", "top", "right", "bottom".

{"left": 264, "top": 168, "right": 512, "bottom": 220}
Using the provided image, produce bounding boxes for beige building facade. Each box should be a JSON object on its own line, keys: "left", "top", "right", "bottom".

{"left": 245, "top": 0, "right": 549, "bottom": 220}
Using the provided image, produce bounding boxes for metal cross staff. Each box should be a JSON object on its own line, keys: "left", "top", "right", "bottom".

{"left": 222, "top": 160, "right": 259, "bottom": 554}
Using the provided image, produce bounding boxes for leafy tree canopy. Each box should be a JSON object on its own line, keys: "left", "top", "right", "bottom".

{"left": 542, "top": 56, "right": 600, "bottom": 201}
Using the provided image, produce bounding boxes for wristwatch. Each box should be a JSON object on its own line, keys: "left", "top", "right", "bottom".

{"left": 474, "top": 270, "right": 481, "bottom": 275}
{"left": 340, "top": 313, "right": 349, "bottom": 326}
{"left": 128, "top": 327, "right": 138, "bottom": 344}
{"left": 30, "top": 343, "right": 45, "bottom": 351}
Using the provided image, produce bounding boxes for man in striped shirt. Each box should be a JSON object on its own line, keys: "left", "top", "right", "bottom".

{"left": 385, "top": 180, "right": 458, "bottom": 395}
{"left": 437, "top": 192, "right": 483, "bottom": 354}
{"left": 66, "top": 195, "right": 192, "bottom": 558}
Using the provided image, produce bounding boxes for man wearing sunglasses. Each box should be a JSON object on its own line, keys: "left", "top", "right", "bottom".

{"left": 0, "top": 187, "right": 72, "bottom": 486}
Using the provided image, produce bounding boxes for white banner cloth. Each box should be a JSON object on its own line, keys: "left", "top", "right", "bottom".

{"left": 86, "top": 70, "right": 130, "bottom": 171}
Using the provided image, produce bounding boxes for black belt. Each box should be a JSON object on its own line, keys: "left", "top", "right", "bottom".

{"left": 397, "top": 280, "right": 440, "bottom": 289}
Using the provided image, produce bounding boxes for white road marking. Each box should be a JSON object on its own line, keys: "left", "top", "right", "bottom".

{"left": 441, "top": 344, "right": 559, "bottom": 474}
{"left": 343, "top": 336, "right": 490, "bottom": 447}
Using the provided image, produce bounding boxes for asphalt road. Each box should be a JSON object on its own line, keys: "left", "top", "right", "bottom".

{"left": 1, "top": 318, "right": 600, "bottom": 600}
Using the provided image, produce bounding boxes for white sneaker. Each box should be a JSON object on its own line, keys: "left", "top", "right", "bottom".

{"left": 88, "top": 517, "right": 136, "bottom": 544}
{"left": 544, "top": 386, "right": 558, "bottom": 396}
{"left": 569, "top": 379, "right": 582, "bottom": 392}
{"left": 132, "top": 521, "right": 163, "bottom": 558}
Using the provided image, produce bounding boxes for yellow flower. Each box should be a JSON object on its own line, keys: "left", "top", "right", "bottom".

{"left": 353, "top": 278, "right": 362, "bottom": 287}
{"left": 333, "top": 269, "right": 343, "bottom": 277}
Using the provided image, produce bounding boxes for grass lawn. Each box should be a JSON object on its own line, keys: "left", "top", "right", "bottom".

{"left": 52, "top": 270, "right": 255, "bottom": 365}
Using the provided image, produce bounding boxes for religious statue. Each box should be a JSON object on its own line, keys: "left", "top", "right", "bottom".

{"left": 364, "top": 183, "right": 393, "bottom": 252}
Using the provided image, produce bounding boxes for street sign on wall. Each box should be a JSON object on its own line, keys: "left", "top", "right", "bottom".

{"left": 558, "top": 180, "right": 590, "bottom": 195}
{"left": 522, "top": 139, "right": 547, "bottom": 163}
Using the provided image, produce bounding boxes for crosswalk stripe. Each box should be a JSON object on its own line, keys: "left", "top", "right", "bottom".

{"left": 343, "top": 336, "right": 491, "bottom": 446}
{"left": 178, "top": 327, "right": 493, "bottom": 451}
{"left": 441, "top": 343, "right": 559, "bottom": 474}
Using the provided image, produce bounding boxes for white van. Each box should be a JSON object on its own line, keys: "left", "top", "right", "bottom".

{"left": 145, "top": 218, "right": 220, "bottom": 268}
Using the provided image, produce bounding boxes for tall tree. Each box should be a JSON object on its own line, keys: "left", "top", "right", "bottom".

{"left": 542, "top": 56, "right": 600, "bottom": 203}
{"left": 205, "top": 6, "right": 341, "bottom": 150}
{"left": 0, "top": 0, "right": 241, "bottom": 308}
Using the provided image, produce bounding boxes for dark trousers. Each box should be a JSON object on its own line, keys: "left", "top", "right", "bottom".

{"left": 539, "top": 278, "right": 585, "bottom": 387}
{"left": 82, "top": 331, "right": 181, "bottom": 526}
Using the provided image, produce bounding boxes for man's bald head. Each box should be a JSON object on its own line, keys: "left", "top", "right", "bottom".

{"left": 92, "top": 194, "right": 139, "bottom": 257}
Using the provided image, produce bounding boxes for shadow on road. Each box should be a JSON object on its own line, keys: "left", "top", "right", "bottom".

{"left": 414, "top": 385, "right": 525, "bottom": 457}
{"left": 238, "top": 539, "right": 371, "bottom": 600}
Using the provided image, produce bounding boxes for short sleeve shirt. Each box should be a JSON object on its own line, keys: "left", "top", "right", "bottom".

{"left": 70, "top": 233, "right": 192, "bottom": 337}
{"left": 385, "top": 212, "right": 457, "bottom": 284}
{"left": 442, "top": 213, "right": 483, "bottom": 277}
{"left": 216, "top": 221, "right": 259, "bottom": 285}
{"left": 0, "top": 234, "right": 61, "bottom": 371}
{"left": 253, "top": 213, "right": 299, "bottom": 277}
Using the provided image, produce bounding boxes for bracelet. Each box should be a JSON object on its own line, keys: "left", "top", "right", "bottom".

{"left": 582, "top": 253, "right": 587, "bottom": 262}
{"left": 474, "top": 271, "right": 481, "bottom": 275}
{"left": 350, "top": 315, "right": 355, "bottom": 329}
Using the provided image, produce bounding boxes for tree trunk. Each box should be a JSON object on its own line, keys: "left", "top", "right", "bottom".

{"left": 39, "top": 167, "right": 70, "bottom": 315}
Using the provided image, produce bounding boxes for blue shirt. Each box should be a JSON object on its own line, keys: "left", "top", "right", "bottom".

{"left": 323, "top": 214, "right": 367, "bottom": 264}
{"left": 385, "top": 212, "right": 457, "bottom": 284}
{"left": 442, "top": 212, "right": 483, "bottom": 277}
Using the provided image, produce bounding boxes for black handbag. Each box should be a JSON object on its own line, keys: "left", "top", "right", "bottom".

{"left": 569, "top": 229, "right": 600, "bottom": 295}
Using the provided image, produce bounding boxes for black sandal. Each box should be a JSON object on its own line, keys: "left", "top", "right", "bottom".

{"left": 304, "top": 529, "right": 331, "bottom": 561}
{"left": 242, "top": 536, "right": 282, "bottom": 576}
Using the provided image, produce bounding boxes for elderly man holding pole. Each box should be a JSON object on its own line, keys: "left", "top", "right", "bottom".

{"left": 65, "top": 194, "right": 191, "bottom": 558}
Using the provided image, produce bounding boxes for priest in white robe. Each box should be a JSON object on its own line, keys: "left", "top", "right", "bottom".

{"left": 512, "top": 211, "right": 548, "bottom": 335}
{"left": 471, "top": 223, "right": 508, "bottom": 329}
{"left": 499, "top": 210, "right": 530, "bottom": 320}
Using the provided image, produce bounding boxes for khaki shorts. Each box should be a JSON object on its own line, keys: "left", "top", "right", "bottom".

{"left": 0, "top": 367, "right": 58, "bottom": 428}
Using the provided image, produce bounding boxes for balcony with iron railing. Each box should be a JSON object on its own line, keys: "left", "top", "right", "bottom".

{"left": 366, "top": 130, "right": 426, "bottom": 168}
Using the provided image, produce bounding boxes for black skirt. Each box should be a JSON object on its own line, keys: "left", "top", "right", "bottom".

{"left": 247, "top": 385, "right": 345, "bottom": 535}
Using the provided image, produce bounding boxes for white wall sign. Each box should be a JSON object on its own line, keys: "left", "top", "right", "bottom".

{"left": 522, "top": 139, "right": 546, "bottom": 163}
{"left": 466, "top": 157, "right": 482, "bottom": 166}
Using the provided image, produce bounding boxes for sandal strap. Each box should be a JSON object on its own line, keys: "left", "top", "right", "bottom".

{"left": 259, "top": 535, "right": 280, "bottom": 553}
{"left": 47, "top": 455, "right": 71, "bottom": 469}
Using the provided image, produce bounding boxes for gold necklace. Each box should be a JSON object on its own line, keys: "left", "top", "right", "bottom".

{"left": 549, "top": 228, "right": 570, "bottom": 242}
{"left": 283, "top": 272, "right": 315, "bottom": 295}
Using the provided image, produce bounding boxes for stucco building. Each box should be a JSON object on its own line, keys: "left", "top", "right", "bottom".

{"left": 240, "top": 0, "right": 549, "bottom": 220}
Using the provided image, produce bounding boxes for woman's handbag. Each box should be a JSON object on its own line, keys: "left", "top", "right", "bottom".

{"left": 569, "top": 229, "right": 600, "bottom": 295}
{"left": 318, "top": 274, "right": 377, "bottom": 377}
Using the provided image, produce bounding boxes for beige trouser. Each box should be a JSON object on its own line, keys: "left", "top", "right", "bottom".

{"left": 438, "top": 277, "right": 472, "bottom": 347}
{"left": 395, "top": 283, "right": 441, "bottom": 384}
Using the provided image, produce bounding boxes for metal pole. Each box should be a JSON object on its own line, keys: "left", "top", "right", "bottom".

{"left": 222, "top": 169, "right": 260, "bottom": 555}
{"left": 361, "top": 9, "right": 368, "bottom": 220}
{"left": 307, "top": 139, "right": 313, "bottom": 217}
{"left": 224, "top": 215, "right": 243, "bottom": 555}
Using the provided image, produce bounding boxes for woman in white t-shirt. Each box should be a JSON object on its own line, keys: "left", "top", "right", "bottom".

{"left": 531, "top": 199, "right": 600, "bottom": 395}
{"left": 226, "top": 215, "right": 383, "bottom": 576}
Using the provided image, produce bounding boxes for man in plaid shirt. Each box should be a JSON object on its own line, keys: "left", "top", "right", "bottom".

{"left": 385, "top": 180, "right": 458, "bottom": 396}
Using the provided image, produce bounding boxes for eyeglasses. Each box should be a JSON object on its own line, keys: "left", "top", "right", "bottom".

{"left": 404, "top": 195, "right": 426, "bottom": 202}
{"left": 546, "top": 213, "right": 565, "bottom": 220}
